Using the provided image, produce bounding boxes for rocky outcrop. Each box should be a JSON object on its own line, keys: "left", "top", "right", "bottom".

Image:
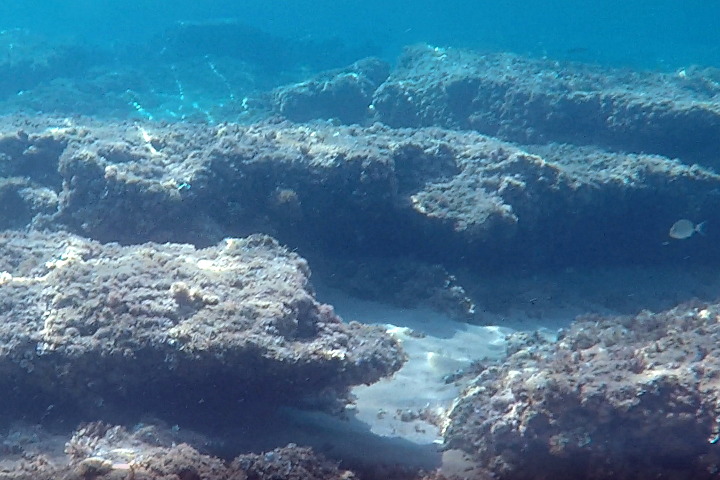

{"left": 0, "top": 421, "right": 359, "bottom": 480}
{"left": 0, "top": 230, "right": 404, "bottom": 420}
{"left": 373, "top": 45, "right": 720, "bottom": 164}
{"left": 271, "top": 57, "right": 390, "bottom": 124}
{"left": 1, "top": 116, "right": 716, "bottom": 270}
{"left": 443, "top": 301, "right": 720, "bottom": 479}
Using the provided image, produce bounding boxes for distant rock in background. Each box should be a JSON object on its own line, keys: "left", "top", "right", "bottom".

{"left": 0, "top": 21, "right": 381, "bottom": 122}
{"left": 373, "top": 45, "right": 720, "bottom": 165}
{"left": 271, "top": 57, "right": 389, "bottom": 124}
{"left": 0, "top": 29, "right": 98, "bottom": 101}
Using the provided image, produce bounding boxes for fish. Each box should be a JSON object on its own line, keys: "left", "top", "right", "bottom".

{"left": 669, "top": 219, "right": 706, "bottom": 240}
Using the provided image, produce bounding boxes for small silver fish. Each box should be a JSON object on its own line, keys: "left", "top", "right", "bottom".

{"left": 669, "top": 219, "right": 706, "bottom": 240}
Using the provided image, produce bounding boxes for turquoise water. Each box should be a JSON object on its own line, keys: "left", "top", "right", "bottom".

{"left": 3, "top": 0, "right": 718, "bottom": 122}
{"left": 1, "top": 0, "right": 719, "bottom": 69}
{"left": 1, "top": 2, "right": 720, "bottom": 478}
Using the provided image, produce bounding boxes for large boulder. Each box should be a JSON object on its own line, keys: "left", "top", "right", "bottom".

{"left": 0, "top": 230, "right": 404, "bottom": 420}
{"left": 443, "top": 301, "right": 720, "bottom": 479}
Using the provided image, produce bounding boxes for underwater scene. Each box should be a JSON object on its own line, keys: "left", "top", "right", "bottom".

{"left": 1, "top": 1, "right": 720, "bottom": 479}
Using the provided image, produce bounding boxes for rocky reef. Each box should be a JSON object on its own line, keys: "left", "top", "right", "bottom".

{"left": 373, "top": 45, "right": 720, "bottom": 165}
{"left": 2, "top": 115, "right": 718, "bottom": 275}
{"left": 0, "top": 421, "right": 359, "bottom": 480}
{"left": 444, "top": 301, "right": 720, "bottom": 479}
{"left": 271, "top": 57, "right": 390, "bottom": 124}
{"left": 2, "top": 24, "right": 720, "bottom": 478}
{"left": 0, "top": 230, "right": 403, "bottom": 422}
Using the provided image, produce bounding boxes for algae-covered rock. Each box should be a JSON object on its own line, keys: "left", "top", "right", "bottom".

{"left": 0, "top": 230, "right": 404, "bottom": 418}
{"left": 443, "top": 301, "right": 720, "bottom": 479}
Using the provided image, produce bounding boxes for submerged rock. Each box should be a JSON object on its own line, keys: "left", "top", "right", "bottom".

{"left": 0, "top": 421, "right": 359, "bottom": 480}
{"left": 0, "top": 29, "right": 97, "bottom": 101}
{"left": 0, "top": 230, "right": 404, "bottom": 420}
{"left": 373, "top": 45, "right": 720, "bottom": 165}
{"left": 443, "top": 301, "right": 720, "bottom": 479}
{"left": 2, "top": 115, "right": 719, "bottom": 271}
{"left": 271, "top": 57, "right": 390, "bottom": 124}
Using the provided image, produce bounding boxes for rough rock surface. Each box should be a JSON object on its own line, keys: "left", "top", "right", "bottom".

{"left": 0, "top": 230, "right": 404, "bottom": 419}
{"left": 373, "top": 45, "right": 720, "bottom": 164}
{"left": 443, "top": 300, "right": 720, "bottom": 479}
{"left": 0, "top": 421, "right": 358, "bottom": 480}
{"left": 2, "top": 115, "right": 718, "bottom": 270}
{"left": 271, "top": 57, "right": 390, "bottom": 124}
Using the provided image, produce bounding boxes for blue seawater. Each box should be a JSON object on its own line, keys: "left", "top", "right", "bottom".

{"left": 0, "top": 0, "right": 718, "bottom": 121}
{"left": 1, "top": 1, "right": 720, "bottom": 478}
{"left": 1, "top": 0, "right": 718, "bottom": 68}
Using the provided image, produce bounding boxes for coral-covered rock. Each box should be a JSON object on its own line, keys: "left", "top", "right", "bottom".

{"left": 443, "top": 301, "right": 720, "bottom": 479}
{"left": 0, "top": 230, "right": 404, "bottom": 418}
{"left": 234, "top": 444, "right": 358, "bottom": 480}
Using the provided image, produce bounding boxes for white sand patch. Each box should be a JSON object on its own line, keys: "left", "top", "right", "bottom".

{"left": 351, "top": 318, "right": 510, "bottom": 442}
{"left": 316, "top": 289, "right": 570, "bottom": 448}
{"left": 278, "top": 292, "right": 528, "bottom": 468}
